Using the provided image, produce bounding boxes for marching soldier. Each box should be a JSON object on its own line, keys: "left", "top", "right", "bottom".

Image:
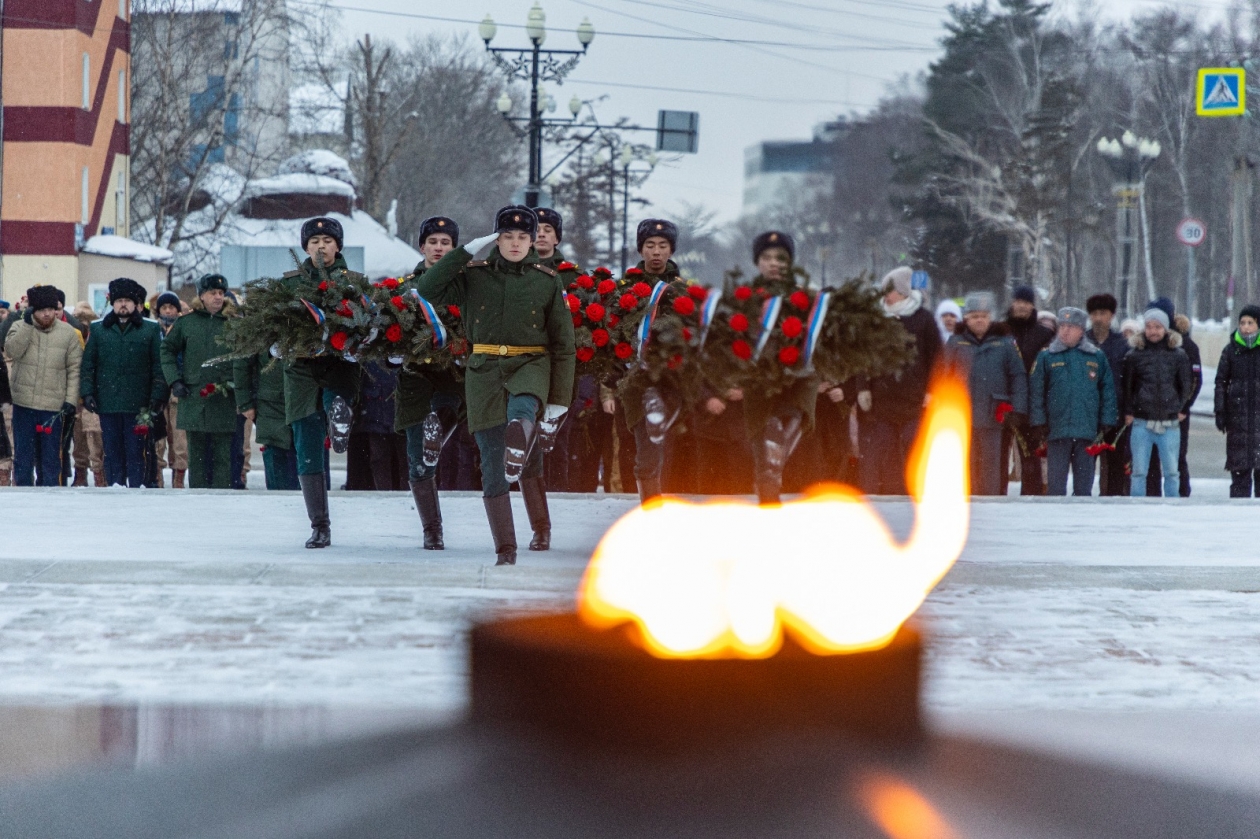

{"left": 281, "top": 217, "right": 362, "bottom": 548}
{"left": 396, "top": 216, "right": 465, "bottom": 550}
{"left": 233, "top": 349, "right": 299, "bottom": 490}
{"left": 413, "top": 205, "right": 575, "bottom": 565}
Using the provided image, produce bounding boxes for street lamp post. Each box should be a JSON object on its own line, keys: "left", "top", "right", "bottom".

{"left": 481, "top": 4, "right": 594, "bottom": 208}
{"left": 618, "top": 144, "right": 657, "bottom": 274}
{"left": 1097, "top": 131, "right": 1160, "bottom": 316}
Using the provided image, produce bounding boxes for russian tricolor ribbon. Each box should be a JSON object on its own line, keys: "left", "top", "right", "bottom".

{"left": 410, "top": 289, "right": 449, "bottom": 348}
{"left": 299, "top": 299, "right": 325, "bottom": 325}
{"left": 801, "top": 290, "right": 832, "bottom": 370}
{"left": 635, "top": 280, "right": 669, "bottom": 360}
{"left": 697, "top": 289, "right": 723, "bottom": 349}
{"left": 752, "top": 296, "right": 783, "bottom": 361}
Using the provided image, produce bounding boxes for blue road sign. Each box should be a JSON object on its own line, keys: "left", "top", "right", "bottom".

{"left": 1197, "top": 68, "right": 1246, "bottom": 117}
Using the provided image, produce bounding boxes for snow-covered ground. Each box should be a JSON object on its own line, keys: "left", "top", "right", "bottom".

{"left": 1, "top": 489, "right": 1258, "bottom": 716}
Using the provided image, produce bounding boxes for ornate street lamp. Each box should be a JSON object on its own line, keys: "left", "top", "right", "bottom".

{"left": 1097, "top": 131, "right": 1160, "bottom": 315}
{"left": 482, "top": 5, "right": 595, "bottom": 208}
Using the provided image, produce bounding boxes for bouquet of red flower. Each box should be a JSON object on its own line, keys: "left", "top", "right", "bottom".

{"left": 133, "top": 407, "right": 154, "bottom": 437}
{"left": 567, "top": 267, "right": 653, "bottom": 382}
{"left": 1085, "top": 424, "right": 1127, "bottom": 457}
{"left": 198, "top": 381, "right": 235, "bottom": 399}
{"left": 620, "top": 278, "right": 712, "bottom": 402}
{"left": 356, "top": 276, "right": 468, "bottom": 374}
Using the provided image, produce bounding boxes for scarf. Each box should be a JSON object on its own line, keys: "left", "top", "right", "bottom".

{"left": 882, "top": 290, "right": 922, "bottom": 318}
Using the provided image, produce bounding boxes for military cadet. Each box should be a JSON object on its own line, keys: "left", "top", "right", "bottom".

{"left": 613, "top": 218, "right": 689, "bottom": 502}
{"left": 281, "top": 217, "right": 363, "bottom": 548}
{"left": 159, "top": 274, "right": 236, "bottom": 488}
{"left": 234, "top": 349, "right": 299, "bottom": 490}
{"left": 396, "top": 216, "right": 465, "bottom": 550}
{"left": 413, "top": 205, "right": 576, "bottom": 566}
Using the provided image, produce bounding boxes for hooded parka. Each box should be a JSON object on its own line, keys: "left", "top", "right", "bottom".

{"left": 1215, "top": 331, "right": 1260, "bottom": 471}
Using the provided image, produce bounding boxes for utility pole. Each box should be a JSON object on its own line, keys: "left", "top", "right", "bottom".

{"left": 1230, "top": 156, "right": 1254, "bottom": 317}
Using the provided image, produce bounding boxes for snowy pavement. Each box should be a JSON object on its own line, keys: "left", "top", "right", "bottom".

{"left": 1, "top": 487, "right": 1259, "bottom": 715}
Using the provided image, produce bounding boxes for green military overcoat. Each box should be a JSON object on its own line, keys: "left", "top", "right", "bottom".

{"left": 160, "top": 300, "right": 238, "bottom": 433}
{"left": 81, "top": 313, "right": 167, "bottom": 414}
{"left": 280, "top": 254, "right": 363, "bottom": 425}
{"left": 413, "top": 246, "right": 575, "bottom": 434}
{"left": 234, "top": 351, "right": 293, "bottom": 449}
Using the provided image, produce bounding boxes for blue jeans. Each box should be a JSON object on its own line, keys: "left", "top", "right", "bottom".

{"left": 1047, "top": 437, "right": 1095, "bottom": 496}
{"left": 473, "top": 394, "right": 541, "bottom": 497}
{"left": 1130, "top": 422, "right": 1180, "bottom": 497}
{"left": 99, "top": 412, "right": 147, "bottom": 488}
{"left": 12, "top": 405, "right": 64, "bottom": 486}
{"left": 405, "top": 390, "right": 462, "bottom": 482}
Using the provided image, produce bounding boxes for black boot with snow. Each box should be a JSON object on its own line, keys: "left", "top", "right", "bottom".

{"left": 484, "top": 494, "right": 518, "bottom": 566}
{"left": 299, "top": 474, "right": 331, "bottom": 548}
{"left": 410, "top": 477, "right": 443, "bottom": 550}
{"left": 520, "top": 476, "right": 551, "bottom": 551}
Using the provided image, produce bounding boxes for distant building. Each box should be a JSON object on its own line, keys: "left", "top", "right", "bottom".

{"left": 0, "top": 1, "right": 172, "bottom": 304}
{"left": 742, "top": 120, "right": 845, "bottom": 217}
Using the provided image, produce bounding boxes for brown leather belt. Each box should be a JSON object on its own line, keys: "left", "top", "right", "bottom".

{"left": 471, "top": 344, "right": 547, "bottom": 357}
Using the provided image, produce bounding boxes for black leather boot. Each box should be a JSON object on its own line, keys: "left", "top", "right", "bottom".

{"left": 421, "top": 407, "right": 458, "bottom": 468}
{"left": 758, "top": 414, "right": 804, "bottom": 506}
{"left": 520, "top": 476, "right": 551, "bottom": 551}
{"left": 503, "top": 418, "right": 536, "bottom": 485}
{"left": 410, "top": 477, "right": 443, "bottom": 550}
{"left": 484, "top": 494, "right": 518, "bottom": 566}
{"left": 299, "top": 474, "right": 331, "bottom": 548}
{"left": 637, "top": 475, "right": 662, "bottom": 505}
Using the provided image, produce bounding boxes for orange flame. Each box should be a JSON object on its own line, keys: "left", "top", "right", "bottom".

{"left": 855, "top": 772, "right": 961, "bottom": 839}
{"left": 577, "top": 375, "right": 971, "bottom": 659}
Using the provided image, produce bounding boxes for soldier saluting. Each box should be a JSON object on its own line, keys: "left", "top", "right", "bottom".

{"left": 413, "top": 205, "right": 575, "bottom": 565}
{"left": 396, "top": 216, "right": 464, "bottom": 551}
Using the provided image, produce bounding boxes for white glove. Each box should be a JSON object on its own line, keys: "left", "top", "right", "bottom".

{"left": 857, "top": 390, "right": 873, "bottom": 412}
{"left": 464, "top": 232, "right": 498, "bottom": 255}
{"left": 544, "top": 404, "right": 568, "bottom": 422}
{"left": 269, "top": 343, "right": 283, "bottom": 359}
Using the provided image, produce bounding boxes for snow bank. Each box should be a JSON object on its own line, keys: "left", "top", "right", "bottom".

{"left": 244, "top": 173, "right": 356, "bottom": 200}
{"left": 81, "top": 235, "right": 174, "bottom": 264}
{"left": 277, "top": 149, "right": 356, "bottom": 188}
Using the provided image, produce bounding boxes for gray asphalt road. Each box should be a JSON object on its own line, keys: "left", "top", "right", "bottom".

{"left": 1187, "top": 415, "right": 1227, "bottom": 479}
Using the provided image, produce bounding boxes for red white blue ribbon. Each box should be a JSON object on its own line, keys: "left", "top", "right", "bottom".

{"left": 753, "top": 296, "right": 783, "bottom": 361}
{"left": 410, "top": 289, "right": 449, "bottom": 348}
{"left": 801, "top": 290, "right": 831, "bottom": 370}
{"left": 697, "top": 290, "right": 723, "bottom": 349}
{"left": 300, "top": 299, "right": 325, "bottom": 325}
{"left": 636, "top": 281, "right": 669, "bottom": 360}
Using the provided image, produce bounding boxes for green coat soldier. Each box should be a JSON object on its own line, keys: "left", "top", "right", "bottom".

{"left": 80, "top": 277, "right": 167, "bottom": 488}
{"left": 413, "top": 205, "right": 576, "bottom": 565}
{"left": 397, "top": 216, "right": 465, "bottom": 551}
{"left": 160, "top": 273, "right": 236, "bottom": 488}
{"left": 281, "top": 216, "right": 362, "bottom": 548}
{"left": 234, "top": 350, "right": 298, "bottom": 490}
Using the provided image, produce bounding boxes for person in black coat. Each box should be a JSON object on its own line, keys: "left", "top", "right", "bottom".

{"left": 1143, "top": 301, "right": 1202, "bottom": 497}
{"left": 1002, "top": 285, "right": 1053, "bottom": 495}
{"left": 1087, "top": 293, "right": 1130, "bottom": 495}
{"left": 856, "top": 267, "right": 942, "bottom": 495}
{"left": 1124, "top": 308, "right": 1193, "bottom": 497}
{"left": 1214, "top": 306, "right": 1260, "bottom": 497}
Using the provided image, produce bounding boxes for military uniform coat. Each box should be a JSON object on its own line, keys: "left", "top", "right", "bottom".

{"left": 159, "top": 299, "right": 238, "bottom": 433}
{"left": 81, "top": 312, "right": 166, "bottom": 414}
{"left": 413, "top": 246, "right": 575, "bottom": 434}
{"left": 280, "top": 255, "right": 364, "bottom": 425}
{"left": 234, "top": 351, "right": 293, "bottom": 450}
{"left": 1029, "top": 337, "right": 1118, "bottom": 441}
{"left": 394, "top": 261, "right": 464, "bottom": 432}
{"left": 616, "top": 259, "right": 687, "bottom": 429}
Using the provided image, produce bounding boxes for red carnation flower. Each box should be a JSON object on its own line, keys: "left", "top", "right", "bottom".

{"left": 586, "top": 303, "right": 606, "bottom": 322}
{"left": 336, "top": 302, "right": 353, "bottom": 317}
{"left": 631, "top": 282, "right": 652, "bottom": 298}
{"left": 592, "top": 328, "right": 610, "bottom": 347}
{"left": 567, "top": 295, "right": 581, "bottom": 313}
{"left": 729, "top": 313, "right": 749, "bottom": 332}
{"left": 619, "top": 293, "right": 638, "bottom": 311}
{"left": 330, "top": 332, "right": 348, "bottom": 351}
{"left": 318, "top": 281, "right": 329, "bottom": 292}
{"left": 386, "top": 323, "right": 403, "bottom": 343}
{"left": 625, "top": 267, "right": 644, "bottom": 277}
{"left": 390, "top": 295, "right": 406, "bottom": 311}
{"left": 609, "top": 315, "right": 620, "bottom": 327}
{"left": 994, "top": 401, "right": 1015, "bottom": 425}
{"left": 576, "top": 274, "right": 595, "bottom": 289}
{"left": 597, "top": 279, "right": 617, "bottom": 295}
{"left": 778, "top": 346, "right": 800, "bottom": 366}
{"left": 1085, "top": 444, "right": 1103, "bottom": 458}
{"left": 667, "top": 354, "right": 683, "bottom": 370}
{"left": 687, "top": 285, "right": 708, "bottom": 301}
{"left": 781, "top": 316, "right": 804, "bottom": 338}
{"left": 732, "top": 339, "right": 752, "bottom": 360}
{"left": 789, "top": 290, "right": 810, "bottom": 310}
{"left": 133, "top": 425, "right": 149, "bottom": 436}
{"left": 672, "top": 296, "right": 696, "bottom": 317}
{"left": 1034, "top": 443, "right": 1048, "bottom": 458}
{"left": 381, "top": 278, "right": 400, "bottom": 290}
{"left": 576, "top": 346, "right": 596, "bottom": 363}
{"left": 734, "top": 286, "right": 753, "bottom": 301}
{"left": 756, "top": 287, "right": 769, "bottom": 298}
{"left": 682, "top": 327, "right": 693, "bottom": 342}
{"left": 558, "top": 261, "right": 577, "bottom": 272}
{"left": 615, "top": 341, "right": 633, "bottom": 359}
{"left": 568, "top": 283, "right": 578, "bottom": 291}
{"left": 593, "top": 267, "right": 612, "bottom": 279}
{"left": 447, "top": 305, "right": 460, "bottom": 318}
{"left": 199, "top": 383, "right": 216, "bottom": 397}
{"left": 572, "top": 315, "right": 582, "bottom": 327}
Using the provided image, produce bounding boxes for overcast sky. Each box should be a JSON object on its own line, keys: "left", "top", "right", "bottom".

{"left": 312, "top": 0, "right": 1235, "bottom": 226}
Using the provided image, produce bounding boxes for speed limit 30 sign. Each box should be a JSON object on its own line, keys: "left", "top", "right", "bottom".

{"left": 1177, "top": 218, "right": 1207, "bottom": 247}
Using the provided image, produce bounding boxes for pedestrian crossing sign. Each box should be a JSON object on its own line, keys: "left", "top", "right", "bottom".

{"left": 1196, "top": 68, "right": 1245, "bottom": 117}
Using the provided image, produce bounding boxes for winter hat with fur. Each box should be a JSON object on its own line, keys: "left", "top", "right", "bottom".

{"left": 1012, "top": 284, "right": 1036, "bottom": 304}
{"left": 1240, "top": 304, "right": 1260, "bottom": 325}
{"left": 881, "top": 266, "right": 914, "bottom": 298}
{"left": 1058, "top": 307, "right": 1088, "bottom": 330}
{"left": 26, "top": 285, "right": 59, "bottom": 311}
{"left": 963, "top": 290, "right": 995, "bottom": 315}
